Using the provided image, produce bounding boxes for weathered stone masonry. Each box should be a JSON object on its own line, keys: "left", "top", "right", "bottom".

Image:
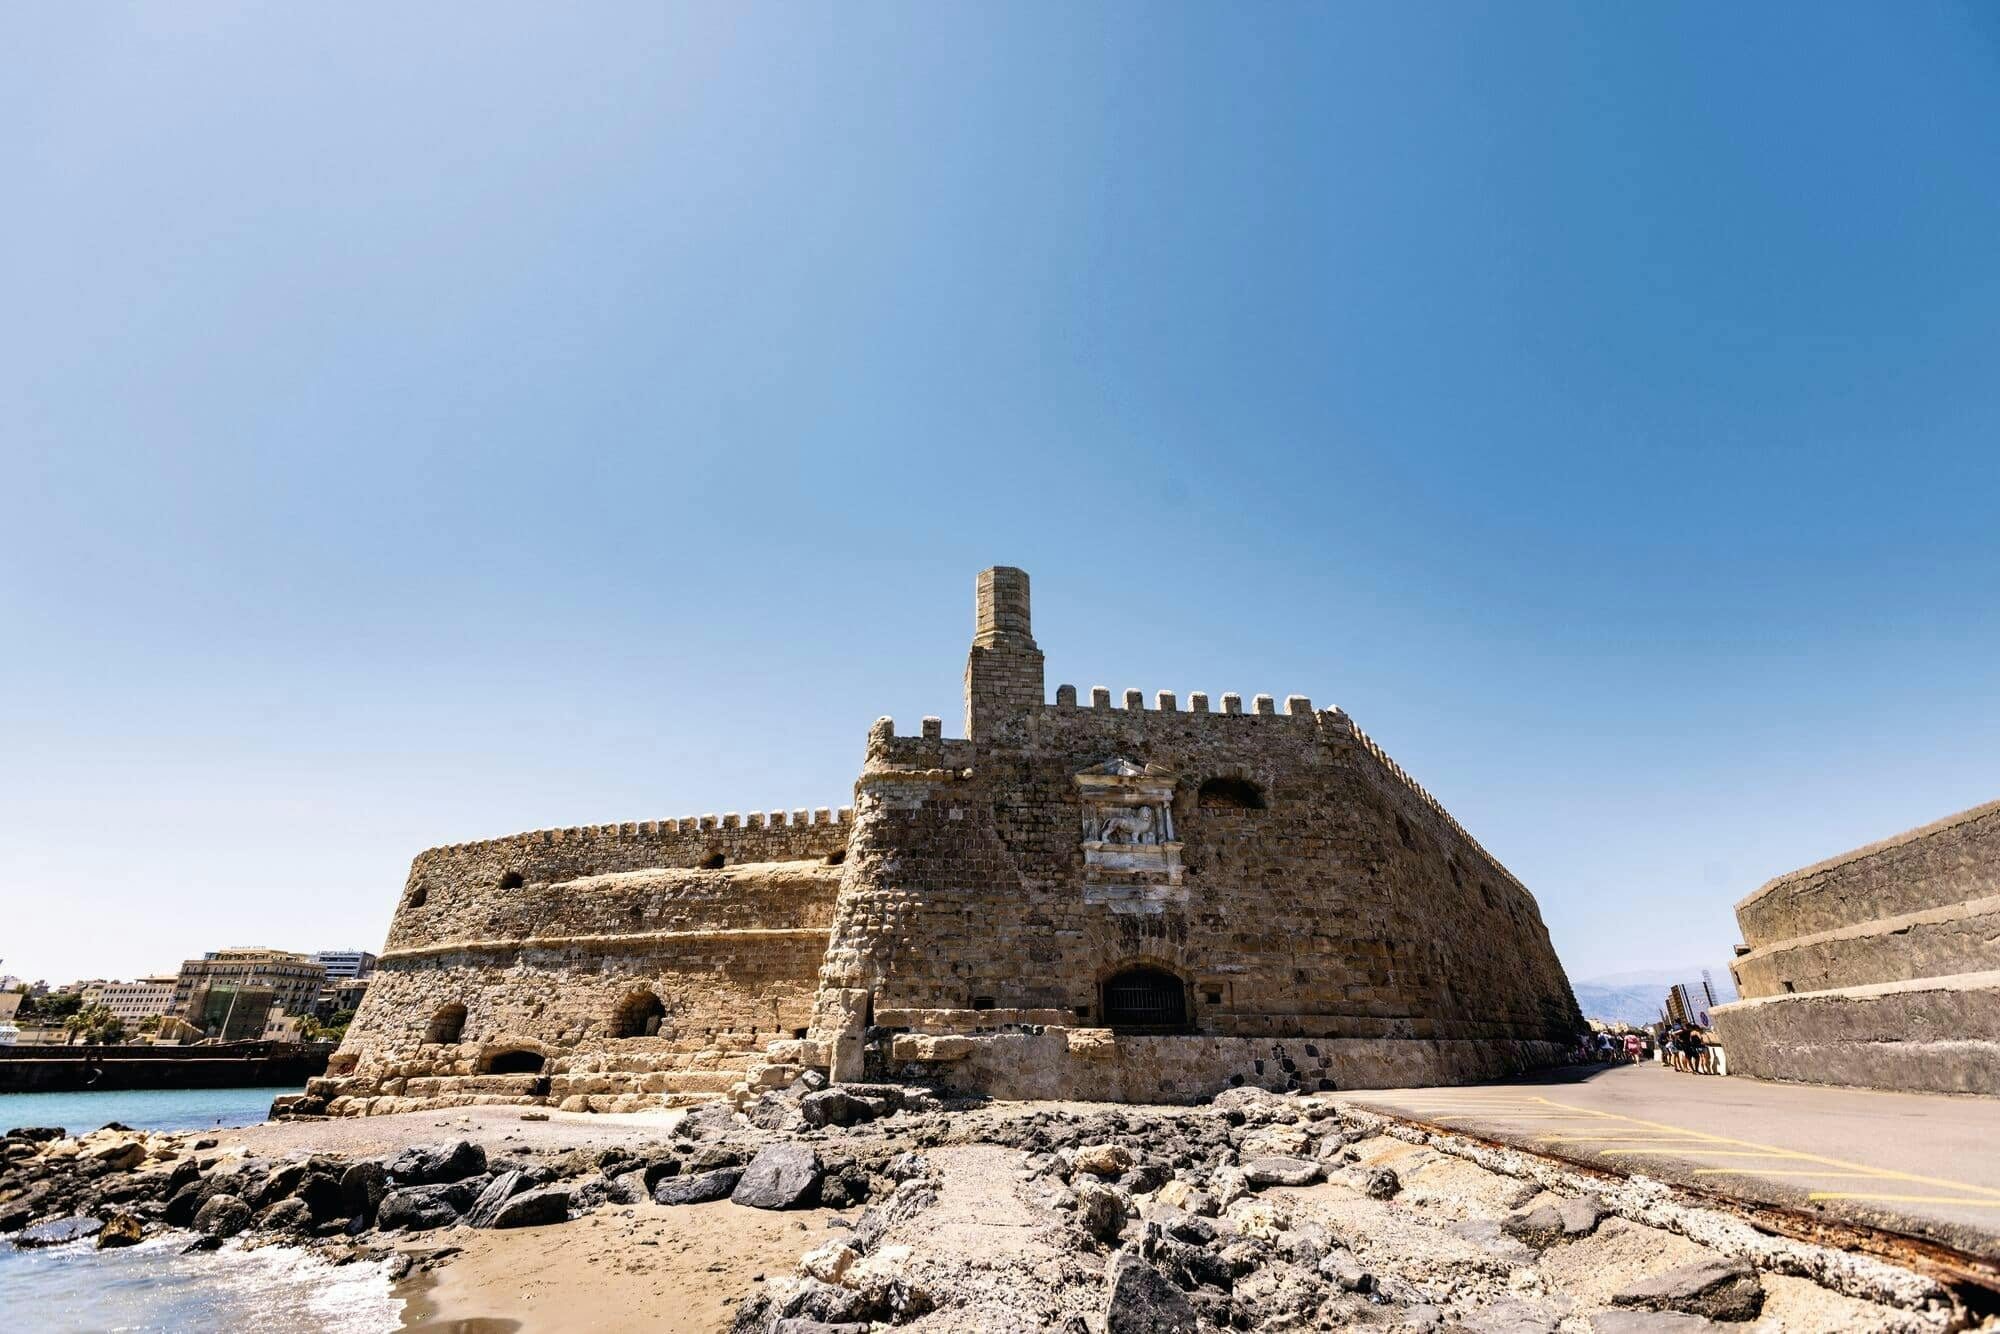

{"left": 315, "top": 567, "right": 1582, "bottom": 1115}
{"left": 1712, "top": 797, "right": 2000, "bottom": 1094}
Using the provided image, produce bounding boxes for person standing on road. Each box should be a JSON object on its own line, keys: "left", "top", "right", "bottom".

{"left": 1623, "top": 1032, "right": 1642, "bottom": 1064}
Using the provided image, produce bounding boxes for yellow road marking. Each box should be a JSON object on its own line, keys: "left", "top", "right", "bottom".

{"left": 1600, "top": 1150, "right": 1805, "bottom": 1159}
{"left": 1691, "top": 1170, "right": 1886, "bottom": 1178}
{"left": 1809, "top": 1194, "right": 2000, "bottom": 1207}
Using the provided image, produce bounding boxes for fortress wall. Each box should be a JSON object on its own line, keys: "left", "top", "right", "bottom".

{"left": 813, "top": 697, "right": 1580, "bottom": 1090}
{"left": 387, "top": 811, "right": 850, "bottom": 953}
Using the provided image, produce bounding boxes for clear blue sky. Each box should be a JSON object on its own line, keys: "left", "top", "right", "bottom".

{"left": 4, "top": 5, "right": 1996, "bottom": 987}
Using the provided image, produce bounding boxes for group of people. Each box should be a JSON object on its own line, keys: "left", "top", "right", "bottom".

{"left": 1662, "top": 1021, "right": 1720, "bottom": 1075}
{"left": 1575, "top": 1023, "right": 1722, "bottom": 1074}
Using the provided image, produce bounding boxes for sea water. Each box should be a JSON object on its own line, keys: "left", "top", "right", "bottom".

{"left": 0, "top": 1085, "right": 296, "bottom": 1138}
{"left": 0, "top": 1233, "right": 400, "bottom": 1332}
{"left": 0, "top": 1086, "right": 401, "bottom": 1330}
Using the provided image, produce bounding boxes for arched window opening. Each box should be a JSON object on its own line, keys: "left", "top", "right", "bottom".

{"left": 425, "top": 1003, "right": 467, "bottom": 1045}
{"left": 1197, "top": 777, "right": 1265, "bottom": 810}
{"left": 824, "top": 849, "right": 846, "bottom": 866}
{"left": 610, "top": 990, "right": 666, "bottom": 1039}
{"left": 498, "top": 870, "right": 525, "bottom": 890}
{"left": 1101, "top": 966, "right": 1188, "bottom": 1030}
{"left": 480, "top": 1048, "right": 545, "bottom": 1075}
{"left": 699, "top": 851, "right": 726, "bottom": 870}
{"left": 407, "top": 886, "right": 429, "bottom": 909}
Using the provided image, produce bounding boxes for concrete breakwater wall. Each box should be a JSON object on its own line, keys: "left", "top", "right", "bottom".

{"left": 1714, "top": 798, "right": 2000, "bottom": 1094}
{"left": 0, "top": 1042, "right": 330, "bottom": 1094}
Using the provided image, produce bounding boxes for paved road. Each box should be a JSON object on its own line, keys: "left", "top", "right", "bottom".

{"left": 1344, "top": 1062, "right": 2000, "bottom": 1262}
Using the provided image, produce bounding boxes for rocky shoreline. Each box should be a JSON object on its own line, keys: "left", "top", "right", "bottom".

{"left": 1, "top": 1078, "right": 1978, "bottom": 1332}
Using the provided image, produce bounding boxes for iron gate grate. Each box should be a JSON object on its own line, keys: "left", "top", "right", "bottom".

{"left": 1103, "top": 967, "right": 1187, "bottom": 1028}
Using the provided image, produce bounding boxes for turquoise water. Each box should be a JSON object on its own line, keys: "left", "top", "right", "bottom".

{"left": 0, "top": 1233, "right": 400, "bottom": 1332}
{"left": 0, "top": 1085, "right": 401, "bottom": 1330}
{"left": 0, "top": 1086, "right": 295, "bottom": 1138}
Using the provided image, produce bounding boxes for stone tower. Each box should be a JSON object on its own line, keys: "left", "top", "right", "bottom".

{"left": 963, "top": 565, "right": 1044, "bottom": 739}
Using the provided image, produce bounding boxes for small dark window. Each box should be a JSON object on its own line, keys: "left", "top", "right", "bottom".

{"left": 498, "top": 870, "right": 525, "bottom": 890}
{"left": 407, "top": 886, "right": 429, "bottom": 909}
{"left": 1781, "top": 980, "right": 1796, "bottom": 994}
{"left": 1072, "top": 1006, "right": 1092, "bottom": 1021}
{"left": 699, "top": 851, "right": 725, "bottom": 869}
{"left": 1198, "top": 777, "right": 1265, "bottom": 810}
{"left": 972, "top": 996, "right": 997, "bottom": 1011}
{"left": 1102, "top": 966, "right": 1188, "bottom": 1030}
{"left": 425, "top": 1003, "right": 467, "bottom": 1045}
{"left": 792, "top": 1027, "right": 808, "bottom": 1040}
{"left": 610, "top": 991, "right": 666, "bottom": 1038}
{"left": 481, "top": 1048, "right": 545, "bottom": 1075}
{"left": 1396, "top": 815, "right": 1416, "bottom": 850}
{"left": 824, "top": 849, "right": 846, "bottom": 866}
{"left": 1204, "top": 988, "right": 1223, "bottom": 1005}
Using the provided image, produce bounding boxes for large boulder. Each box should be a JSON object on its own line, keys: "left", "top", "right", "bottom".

{"left": 96, "top": 1212, "right": 144, "bottom": 1249}
{"left": 464, "top": 1169, "right": 529, "bottom": 1228}
{"left": 731, "top": 1144, "right": 822, "bottom": 1210}
{"left": 488, "top": 1185, "right": 570, "bottom": 1229}
{"left": 82, "top": 1139, "right": 146, "bottom": 1172}
{"left": 252, "top": 1161, "right": 309, "bottom": 1208}
{"left": 388, "top": 1140, "right": 487, "bottom": 1186}
{"left": 1073, "top": 1144, "right": 1134, "bottom": 1178}
{"left": 193, "top": 1193, "right": 252, "bottom": 1239}
{"left": 800, "top": 1089, "right": 874, "bottom": 1129}
{"left": 1613, "top": 1257, "right": 1763, "bottom": 1322}
{"left": 340, "top": 1159, "right": 389, "bottom": 1226}
{"left": 604, "top": 1170, "right": 650, "bottom": 1206}
{"left": 1075, "top": 1179, "right": 1127, "bottom": 1244}
{"left": 376, "top": 1183, "right": 469, "bottom": 1232}
{"left": 1502, "top": 1194, "right": 1605, "bottom": 1248}
{"left": 654, "top": 1167, "right": 742, "bottom": 1205}
{"left": 1105, "top": 1252, "right": 1198, "bottom": 1333}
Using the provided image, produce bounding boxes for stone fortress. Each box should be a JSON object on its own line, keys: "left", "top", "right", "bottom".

{"left": 1712, "top": 797, "right": 1999, "bottom": 1094}
{"left": 309, "top": 569, "right": 1582, "bottom": 1117}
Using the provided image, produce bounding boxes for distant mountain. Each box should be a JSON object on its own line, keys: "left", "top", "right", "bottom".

{"left": 1570, "top": 966, "right": 1737, "bottom": 1026}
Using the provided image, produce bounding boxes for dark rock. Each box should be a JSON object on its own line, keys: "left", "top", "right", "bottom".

{"left": 1120, "top": 1163, "right": 1172, "bottom": 1194}
{"left": 1362, "top": 1166, "right": 1400, "bottom": 1200}
{"left": 1613, "top": 1258, "right": 1763, "bottom": 1322}
{"left": 685, "top": 1144, "right": 746, "bottom": 1173}
{"left": 732, "top": 1144, "right": 822, "bottom": 1210}
{"left": 801, "top": 1089, "right": 874, "bottom": 1129}
{"left": 464, "top": 1169, "right": 528, "bottom": 1228}
{"left": 605, "top": 1170, "right": 650, "bottom": 1206}
{"left": 96, "top": 1212, "right": 143, "bottom": 1248}
{"left": 164, "top": 1158, "right": 201, "bottom": 1197}
{"left": 193, "top": 1193, "right": 252, "bottom": 1239}
{"left": 489, "top": 1185, "right": 570, "bottom": 1229}
{"left": 258, "top": 1198, "right": 313, "bottom": 1233}
{"left": 1075, "top": 1179, "right": 1127, "bottom": 1244}
{"left": 182, "top": 1234, "right": 225, "bottom": 1253}
{"left": 747, "top": 1092, "right": 805, "bottom": 1132}
{"left": 15, "top": 1215, "right": 102, "bottom": 1248}
{"left": 1317, "top": 1246, "right": 1373, "bottom": 1293}
{"left": 6, "top": 1127, "right": 64, "bottom": 1142}
{"left": 387, "top": 1140, "right": 487, "bottom": 1186}
{"left": 679, "top": 1102, "right": 740, "bottom": 1140}
{"left": 654, "top": 1168, "right": 742, "bottom": 1205}
{"left": 377, "top": 1184, "right": 465, "bottom": 1232}
{"left": 570, "top": 1174, "right": 611, "bottom": 1213}
{"left": 1105, "top": 1253, "right": 1198, "bottom": 1333}
{"left": 164, "top": 1181, "right": 208, "bottom": 1227}
{"left": 340, "top": 1159, "right": 388, "bottom": 1226}
{"left": 1503, "top": 1194, "right": 1605, "bottom": 1248}
{"left": 297, "top": 1171, "right": 344, "bottom": 1224}
{"left": 0, "top": 1200, "right": 37, "bottom": 1233}
{"left": 1241, "top": 1157, "right": 1321, "bottom": 1188}
{"left": 253, "top": 1161, "right": 309, "bottom": 1208}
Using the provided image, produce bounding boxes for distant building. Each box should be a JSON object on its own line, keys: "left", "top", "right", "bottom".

{"left": 310, "top": 950, "right": 378, "bottom": 981}
{"left": 84, "top": 976, "right": 180, "bottom": 1025}
{"left": 171, "top": 949, "right": 325, "bottom": 1025}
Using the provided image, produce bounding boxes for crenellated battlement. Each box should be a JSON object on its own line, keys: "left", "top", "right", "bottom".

{"left": 422, "top": 806, "right": 851, "bottom": 858}
{"left": 1051, "top": 683, "right": 1315, "bottom": 718}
